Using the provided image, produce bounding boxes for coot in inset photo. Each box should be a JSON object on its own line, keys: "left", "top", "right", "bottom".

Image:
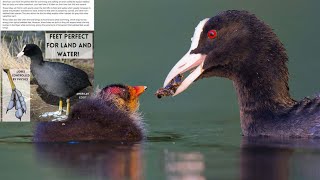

{"left": 3, "top": 69, "right": 27, "bottom": 121}
{"left": 17, "top": 44, "right": 92, "bottom": 116}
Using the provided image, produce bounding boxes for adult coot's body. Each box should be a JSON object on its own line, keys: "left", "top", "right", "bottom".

{"left": 162, "top": 10, "right": 320, "bottom": 138}
{"left": 17, "top": 44, "right": 91, "bottom": 115}
{"left": 33, "top": 84, "right": 147, "bottom": 142}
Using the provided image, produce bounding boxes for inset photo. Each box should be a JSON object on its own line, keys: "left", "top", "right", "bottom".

{"left": 1, "top": 31, "right": 94, "bottom": 122}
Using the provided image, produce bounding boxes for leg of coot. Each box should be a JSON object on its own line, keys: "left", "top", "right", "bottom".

{"left": 3, "top": 69, "right": 26, "bottom": 120}
{"left": 3, "top": 69, "right": 16, "bottom": 89}
{"left": 66, "top": 98, "right": 70, "bottom": 116}
{"left": 58, "top": 98, "right": 63, "bottom": 114}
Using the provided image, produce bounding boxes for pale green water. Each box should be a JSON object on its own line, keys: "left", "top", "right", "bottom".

{"left": 1, "top": 1, "right": 320, "bottom": 179}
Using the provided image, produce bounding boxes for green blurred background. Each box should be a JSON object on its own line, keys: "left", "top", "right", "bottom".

{"left": 2, "top": 1, "right": 320, "bottom": 179}
{"left": 95, "top": 0, "right": 320, "bottom": 135}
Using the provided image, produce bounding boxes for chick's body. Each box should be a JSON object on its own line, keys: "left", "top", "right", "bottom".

{"left": 33, "top": 84, "right": 147, "bottom": 142}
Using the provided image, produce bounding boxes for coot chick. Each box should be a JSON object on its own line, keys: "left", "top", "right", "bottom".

{"left": 33, "top": 84, "right": 147, "bottom": 142}
{"left": 162, "top": 10, "right": 320, "bottom": 138}
{"left": 17, "top": 44, "right": 91, "bottom": 115}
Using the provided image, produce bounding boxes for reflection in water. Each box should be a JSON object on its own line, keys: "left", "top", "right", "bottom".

{"left": 31, "top": 137, "right": 320, "bottom": 180}
{"left": 240, "top": 137, "right": 320, "bottom": 180}
{"left": 240, "top": 138, "right": 292, "bottom": 180}
{"left": 164, "top": 150, "right": 206, "bottom": 180}
{"left": 35, "top": 142, "right": 143, "bottom": 180}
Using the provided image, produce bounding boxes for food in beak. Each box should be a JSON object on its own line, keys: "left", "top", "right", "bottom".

{"left": 155, "top": 74, "right": 183, "bottom": 98}
{"left": 161, "top": 18, "right": 209, "bottom": 96}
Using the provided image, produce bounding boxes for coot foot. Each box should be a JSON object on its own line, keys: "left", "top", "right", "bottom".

{"left": 3, "top": 69, "right": 27, "bottom": 121}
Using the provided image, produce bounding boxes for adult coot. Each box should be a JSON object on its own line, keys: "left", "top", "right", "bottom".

{"left": 161, "top": 10, "right": 320, "bottom": 138}
{"left": 33, "top": 84, "right": 147, "bottom": 142}
{"left": 17, "top": 44, "right": 91, "bottom": 115}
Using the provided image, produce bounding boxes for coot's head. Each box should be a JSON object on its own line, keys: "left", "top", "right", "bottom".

{"left": 163, "top": 10, "right": 286, "bottom": 95}
{"left": 99, "top": 84, "right": 147, "bottom": 113}
{"left": 17, "top": 44, "right": 42, "bottom": 58}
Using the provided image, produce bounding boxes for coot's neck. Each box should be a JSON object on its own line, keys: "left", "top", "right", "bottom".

{"left": 29, "top": 54, "right": 44, "bottom": 66}
{"left": 233, "top": 38, "right": 295, "bottom": 134}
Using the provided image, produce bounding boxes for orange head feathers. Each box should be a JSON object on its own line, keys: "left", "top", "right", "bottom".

{"left": 99, "top": 84, "right": 147, "bottom": 113}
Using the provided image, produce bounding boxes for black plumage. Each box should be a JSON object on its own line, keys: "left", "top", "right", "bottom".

{"left": 31, "top": 60, "right": 91, "bottom": 98}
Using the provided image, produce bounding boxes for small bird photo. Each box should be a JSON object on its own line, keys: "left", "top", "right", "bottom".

{"left": 1, "top": 31, "right": 94, "bottom": 122}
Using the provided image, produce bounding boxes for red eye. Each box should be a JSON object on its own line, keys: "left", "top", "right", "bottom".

{"left": 207, "top": 30, "right": 217, "bottom": 39}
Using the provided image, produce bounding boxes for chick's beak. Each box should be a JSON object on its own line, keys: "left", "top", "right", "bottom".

{"left": 133, "top": 86, "right": 147, "bottom": 96}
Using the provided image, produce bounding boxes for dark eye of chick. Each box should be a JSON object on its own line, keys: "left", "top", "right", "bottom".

{"left": 121, "top": 89, "right": 130, "bottom": 101}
